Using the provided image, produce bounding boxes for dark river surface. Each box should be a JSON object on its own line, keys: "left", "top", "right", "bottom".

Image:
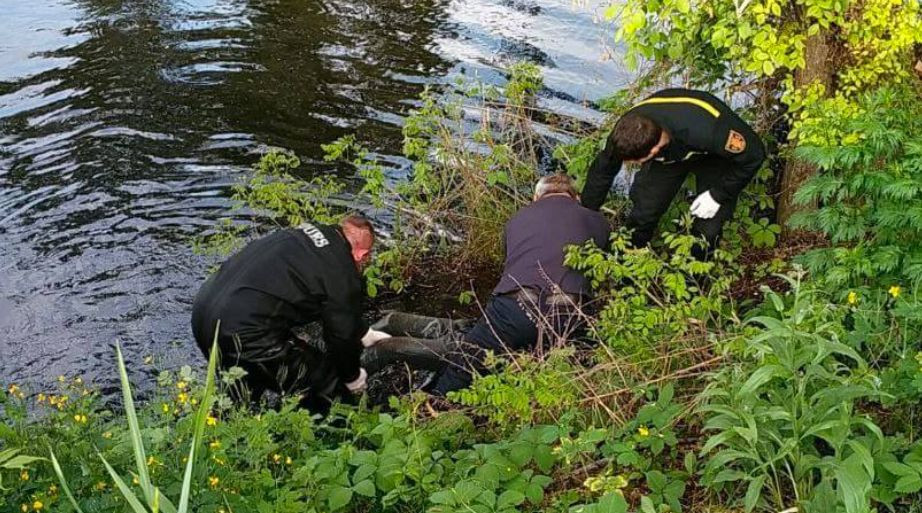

{"left": 0, "top": 0, "right": 628, "bottom": 393}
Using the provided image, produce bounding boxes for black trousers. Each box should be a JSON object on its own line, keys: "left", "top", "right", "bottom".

{"left": 627, "top": 155, "right": 740, "bottom": 260}
{"left": 195, "top": 332, "right": 343, "bottom": 412}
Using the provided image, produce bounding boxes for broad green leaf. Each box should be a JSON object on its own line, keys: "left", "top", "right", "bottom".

{"left": 599, "top": 492, "right": 628, "bottom": 513}
{"left": 429, "top": 490, "right": 456, "bottom": 505}
{"left": 497, "top": 490, "right": 525, "bottom": 509}
{"left": 353, "top": 479, "right": 376, "bottom": 498}
{"left": 895, "top": 474, "right": 922, "bottom": 494}
{"left": 836, "top": 455, "right": 872, "bottom": 513}
{"left": 328, "top": 485, "right": 353, "bottom": 511}
{"left": 883, "top": 462, "right": 917, "bottom": 477}
{"left": 353, "top": 464, "right": 376, "bottom": 484}
{"left": 739, "top": 364, "right": 783, "bottom": 396}
{"left": 640, "top": 495, "right": 656, "bottom": 513}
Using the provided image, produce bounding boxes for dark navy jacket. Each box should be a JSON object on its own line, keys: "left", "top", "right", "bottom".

{"left": 494, "top": 195, "right": 610, "bottom": 297}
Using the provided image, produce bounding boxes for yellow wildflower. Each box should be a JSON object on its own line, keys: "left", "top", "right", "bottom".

{"left": 8, "top": 384, "right": 19, "bottom": 396}
{"left": 103, "top": 431, "right": 113, "bottom": 439}
{"left": 32, "top": 501, "right": 43, "bottom": 511}
{"left": 133, "top": 476, "right": 140, "bottom": 485}
{"left": 637, "top": 426, "right": 650, "bottom": 437}
{"left": 890, "top": 285, "right": 901, "bottom": 298}
{"left": 144, "top": 355, "right": 153, "bottom": 365}
{"left": 210, "top": 440, "right": 221, "bottom": 450}
{"left": 147, "top": 456, "right": 157, "bottom": 467}
{"left": 213, "top": 456, "right": 226, "bottom": 466}
{"left": 20, "top": 470, "right": 29, "bottom": 481}
{"left": 209, "top": 476, "right": 220, "bottom": 488}
{"left": 74, "top": 414, "right": 88, "bottom": 424}
{"left": 206, "top": 415, "right": 218, "bottom": 426}
{"left": 162, "top": 403, "right": 170, "bottom": 413}
{"left": 190, "top": 397, "right": 198, "bottom": 406}
{"left": 286, "top": 456, "right": 293, "bottom": 465}
{"left": 95, "top": 481, "right": 107, "bottom": 491}
{"left": 58, "top": 375, "right": 66, "bottom": 383}
{"left": 21, "top": 504, "right": 28, "bottom": 513}
{"left": 49, "top": 484, "right": 58, "bottom": 494}
{"left": 177, "top": 392, "right": 188, "bottom": 403}
{"left": 176, "top": 381, "right": 188, "bottom": 391}
{"left": 847, "top": 291, "right": 858, "bottom": 305}
{"left": 74, "top": 377, "right": 83, "bottom": 385}
{"left": 36, "top": 393, "right": 46, "bottom": 403}
{"left": 272, "top": 453, "right": 281, "bottom": 463}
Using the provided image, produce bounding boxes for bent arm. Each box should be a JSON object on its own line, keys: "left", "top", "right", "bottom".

{"left": 581, "top": 137, "right": 623, "bottom": 211}
{"left": 321, "top": 280, "right": 367, "bottom": 382}
{"left": 707, "top": 114, "right": 767, "bottom": 203}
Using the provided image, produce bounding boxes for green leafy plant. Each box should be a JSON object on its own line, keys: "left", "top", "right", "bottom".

{"left": 792, "top": 86, "right": 922, "bottom": 290}
{"left": 51, "top": 336, "right": 219, "bottom": 513}
{"left": 0, "top": 449, "right": 42, "bottom": 490}
{"left": 699, "top": 274, "right": 887, "bottom": 513}
{"left": 449, "top": 349, "right": 580, "bottom": 429}
{"left": 565, "top": 228, "right": 737, "bottom": 357}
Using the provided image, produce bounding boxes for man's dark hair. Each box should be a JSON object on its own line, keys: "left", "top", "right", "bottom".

{"left": 610, "top": 113, "right": 663, "bottom": 160}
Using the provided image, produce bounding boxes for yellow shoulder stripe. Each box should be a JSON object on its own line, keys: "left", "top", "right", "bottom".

{"left": 633, "top": 97, "right": 721, "bottom": 118}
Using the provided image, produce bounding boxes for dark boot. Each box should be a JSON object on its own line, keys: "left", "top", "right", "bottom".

{"left": 361, "top": 336, "right": 456, "bottom": 373}
{"left": 371, "top": 311, "right": 471, "bottom": 339}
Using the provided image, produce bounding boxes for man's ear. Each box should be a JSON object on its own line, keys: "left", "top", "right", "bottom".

{"left": 354, "top": 247, "right": 371, "bottom": 263}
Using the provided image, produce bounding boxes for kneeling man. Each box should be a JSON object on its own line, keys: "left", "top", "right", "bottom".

{"left": 191, "top": 215, "right": 381, "bottom": 409}
{"left": 432, "top": 175, "right": 610, "bottom": 394}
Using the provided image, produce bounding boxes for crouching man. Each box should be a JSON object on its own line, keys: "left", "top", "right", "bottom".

{"left": 431, "top": 175, "right": 611, "bottom": 395}
{"left": 191, "top": 215, "right": 384, "bottom": 411}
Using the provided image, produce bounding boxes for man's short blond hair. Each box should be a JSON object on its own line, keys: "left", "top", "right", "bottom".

{"left": 534, "top": 174, "right": 578, "bottom": 200}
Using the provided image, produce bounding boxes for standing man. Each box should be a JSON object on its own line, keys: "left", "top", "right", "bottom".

{"left": 191, "top": 215, "right": 387, "bottom": 411}
{"left": 581, "top": 88, "right": 766, "bottom": 259}
{"left": 431, "top": 174, "right": 610, "bottom": 394}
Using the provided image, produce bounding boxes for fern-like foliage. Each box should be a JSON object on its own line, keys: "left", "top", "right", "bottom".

{"left": 790, "top": 86, "right": 922, "bottom": 288}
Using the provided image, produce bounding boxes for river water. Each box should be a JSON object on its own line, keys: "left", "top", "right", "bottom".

{"left": 0, "top": 0, "right": 627, "bottom": 392}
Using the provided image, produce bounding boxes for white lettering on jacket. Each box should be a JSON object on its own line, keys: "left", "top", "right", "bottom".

{"left": 299, "top": 222, "right": 329, "bottom": 247}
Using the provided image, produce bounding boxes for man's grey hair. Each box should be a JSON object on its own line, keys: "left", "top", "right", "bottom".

{"left": 534, "top": 174, "right": 578, "bottom": 199}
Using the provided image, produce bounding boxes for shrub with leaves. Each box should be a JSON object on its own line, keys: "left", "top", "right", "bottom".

{"left": 565, "top": 228, "right": 737, "bottom": 357}
{"left": 792, "top": 86, "right": 922, "bottom": 290}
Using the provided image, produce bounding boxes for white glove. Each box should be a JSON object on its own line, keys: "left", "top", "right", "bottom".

{"left": 690, "top": 190, "right": 721, "bottom": 219}
{"left": 345, "top": 368, "right": 368, "bottom": 394}
{"left": 361, "top": 328, "right": 392, "bottom": 348}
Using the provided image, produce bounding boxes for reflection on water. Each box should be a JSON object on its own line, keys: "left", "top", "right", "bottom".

{"left": 0, "top": 0, "right": 624, "bottom": 390}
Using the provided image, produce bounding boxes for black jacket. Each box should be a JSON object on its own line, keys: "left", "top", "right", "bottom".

{"left": 493, "top": 195, "right": 610, "bottom": 297}
{"left": 191, "top": 223, "right": 366, "bottom": 382}
{"left": 581, "top": 88, "right": 767, "bottom": 210}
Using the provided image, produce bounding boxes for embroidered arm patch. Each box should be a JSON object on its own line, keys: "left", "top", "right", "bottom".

{"left": 725, "top": 130, "right": 747, "bottom": 154}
